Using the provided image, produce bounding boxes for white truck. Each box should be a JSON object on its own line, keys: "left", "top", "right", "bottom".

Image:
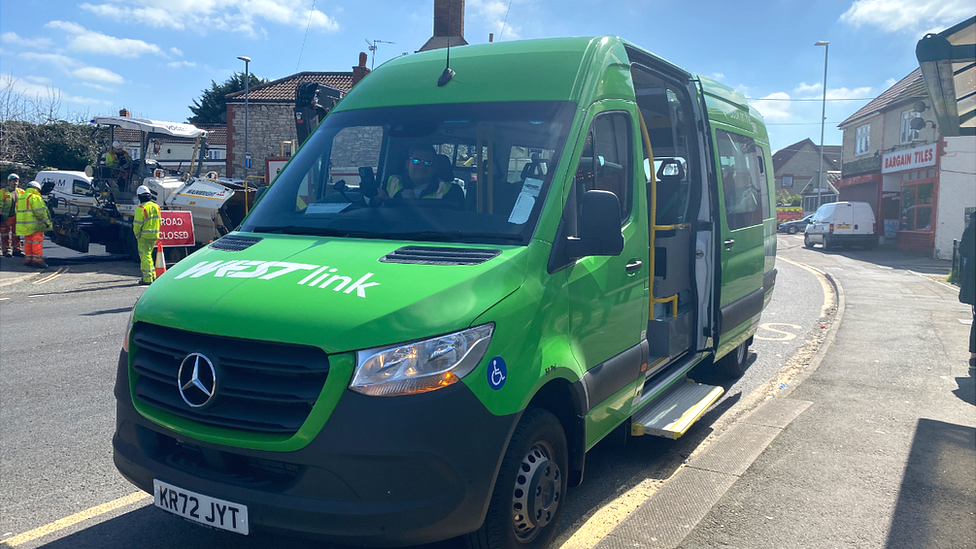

{"left": 37, "top": 117, "right": 254, "bottom": 259}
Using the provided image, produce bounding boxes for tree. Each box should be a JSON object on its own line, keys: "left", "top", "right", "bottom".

{"left": 187, "top": 72, "right": 267, "bottom": 125}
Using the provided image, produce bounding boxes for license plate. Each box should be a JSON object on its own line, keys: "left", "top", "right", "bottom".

{"left": 153, "top": 479, "right": 249, "bottom": 535}
{"left": 836, "top": 224, "right": 851, "bottom": 230}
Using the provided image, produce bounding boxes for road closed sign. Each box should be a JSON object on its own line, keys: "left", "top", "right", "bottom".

{"left": 160, "top": 211, "right": 195, "bottom": 247}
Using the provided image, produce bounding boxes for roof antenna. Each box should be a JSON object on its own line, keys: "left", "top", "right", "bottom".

{"left": 437, "top": 0, "right": 456, "bottom": 86}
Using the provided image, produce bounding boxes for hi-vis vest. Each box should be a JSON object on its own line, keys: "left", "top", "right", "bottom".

{"left": 1, "top": 187, "right": 22, "bottom": 221}
{"left": 385, "top": 175, "right": 454, "bottom": 200}
{"left": 134, "top": 201, "right": 161, "bottom": 240}
{"left": 15, "top": 188, "right": 52, "bottom": 236}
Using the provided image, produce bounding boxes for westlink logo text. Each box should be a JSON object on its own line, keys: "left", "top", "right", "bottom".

{"left": 174, "top": 260, "right": 380, "bottom": 298}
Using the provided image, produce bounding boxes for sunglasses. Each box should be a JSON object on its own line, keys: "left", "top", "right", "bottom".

{"left": 410, "top": 157, "right": 435, "bottom": 167}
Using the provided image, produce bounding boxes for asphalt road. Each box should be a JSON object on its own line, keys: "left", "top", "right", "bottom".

{"left": 0, "top": 235, "right": 827, "bottom": 549}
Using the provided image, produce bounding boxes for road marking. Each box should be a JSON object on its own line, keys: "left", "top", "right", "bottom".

{"left": 755, "top": 323, "right": 802, "bottom": 341}
{"left": 555, "top": 478, "right": 660, "bottom": 549}
{"left": 1, "top": 492, "right": 150, "bottom": 546}
{"left": 31, "top": 267, "right": 68, "bottom": 285}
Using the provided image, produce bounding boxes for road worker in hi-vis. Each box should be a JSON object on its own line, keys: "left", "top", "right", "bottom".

{"left": 1, "top": 173, "right": 24, "bottom": 258}
{"left": 15, "top": 180, "right": 53, "bottom": 268}
{"left": 133, "top": 185, "right": 161, "bottom": 285}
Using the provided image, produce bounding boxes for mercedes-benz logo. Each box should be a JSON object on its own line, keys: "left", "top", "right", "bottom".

{"left": 177, "top": 353, "right": 217, "bottom": 408}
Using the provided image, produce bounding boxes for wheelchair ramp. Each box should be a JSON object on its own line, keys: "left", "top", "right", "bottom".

{"left": 631, "top": 379, "right": 724, "bottom": 439}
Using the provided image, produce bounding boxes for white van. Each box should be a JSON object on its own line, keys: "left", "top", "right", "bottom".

{"left": 804, "top": 201, "right": 877, "bottom": 250}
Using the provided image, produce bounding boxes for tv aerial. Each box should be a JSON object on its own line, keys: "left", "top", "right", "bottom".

{"left": 365, "top": 39, "right": 396, "bottom": 70}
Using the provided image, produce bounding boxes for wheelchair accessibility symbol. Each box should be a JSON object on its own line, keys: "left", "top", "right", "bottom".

{"left": 488, "top": 357, "right": 507, "bottom": 390}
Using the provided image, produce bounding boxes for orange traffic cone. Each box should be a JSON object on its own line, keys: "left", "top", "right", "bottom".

{"left": 155, "top": 240, "right": 167, "bottom": 278}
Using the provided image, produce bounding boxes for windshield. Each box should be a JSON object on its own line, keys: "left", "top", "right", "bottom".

{"left": 241, "top": 101, "right": 576, "bottom": 245}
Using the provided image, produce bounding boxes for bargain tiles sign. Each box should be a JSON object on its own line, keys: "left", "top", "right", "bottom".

{"left": 882, "top": 143, "right": 937, "bottom": 174}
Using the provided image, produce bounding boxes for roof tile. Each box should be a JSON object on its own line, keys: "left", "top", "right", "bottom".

{"left": 838, "top": 68, "right": 926, "bottom": 128}
{"left": 226, "top": 72, "right": 353, "bottom": 103}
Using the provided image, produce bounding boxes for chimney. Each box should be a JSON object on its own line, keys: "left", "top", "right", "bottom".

{"left": 119, "top": 108, "right": 130, "bottom": 117}
{"left": 352, "top": 51, "right": 370, "bottom": 86}
{"left": 419, "top": 0, "right": 467, "bottom": 52}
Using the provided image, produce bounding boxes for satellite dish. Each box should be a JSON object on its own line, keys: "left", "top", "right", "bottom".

{"left": 913, "top": 100, "right": 927, "bottom": 113}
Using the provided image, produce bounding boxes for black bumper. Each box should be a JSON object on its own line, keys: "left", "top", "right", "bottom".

{"left": 113, "top": 350, "right": 520, "bottom": 546}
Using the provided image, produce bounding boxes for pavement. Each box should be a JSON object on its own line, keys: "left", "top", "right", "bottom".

{"left": 595, "top": 243, "right": 976, "bottom": 549}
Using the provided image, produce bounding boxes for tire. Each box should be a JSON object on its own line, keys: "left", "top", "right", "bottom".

{"left": 788, "top": 225, "right": 798, "bottom": 234}
{"left": 715, "top": 340, "right": 749, "bottom": 378}
{"left": 804, "top": 234, "right": 814, "bottom": 249}
{"left": 823, "top": 235, "right": 833, "bottom": 250}
{"left": 466, "top": 409, "right": 568, "bottom": 549}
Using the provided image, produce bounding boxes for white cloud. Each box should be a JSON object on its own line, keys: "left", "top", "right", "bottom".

{"left": 0, "top": 72, "right": 112, "bottom": 105}
{"left": 18, "top": 51, "right": 125, "bottom": 86}
{"left": 167, "top": 60, "right": 198, "bottom": 68}
{"left": 81, "top": 82, "right": 116, "bottom": 92}
{"left": 25, "top": 76, "right": 53, "bottom": 85}
{"left": 468, "top": 0, "right": 522, "bottom": 40}
{"left": 79, "top": 0, "right": 339, "bottom": 36}
{"left": 45, "top": 20, "right": 162, "bottom": 58}
{"left": 72, "top": 66, "right": 124, "bottom": 84}
{"left": 885, "top": 77, "right": 897, "bottom": 88}
{"left": 710, "top": 73, "right": 725, "bottom": 82}
{"left": 825, "top": 86, "right": 873, "bottom": 100}
{"left": 794, "top": 82, "right": 821, "bottom": 96}
{"left": 1, "top": 32, "right": 54, "bottom": 49}
{"left": 19, "top": 52, "right": 76, "bottom": 71}
{"left": 750, "top": 92, "right": 793, "bottom": 121}
{"left": 840, "top": 0, "right": 972, "bottom": 34}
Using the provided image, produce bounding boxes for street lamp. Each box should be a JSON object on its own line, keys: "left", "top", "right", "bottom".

{"left": 814, "top": 41, "right": 829, "bottom": 209}
{"left": 237, "top": 56, "right": 251, "bottom": 183}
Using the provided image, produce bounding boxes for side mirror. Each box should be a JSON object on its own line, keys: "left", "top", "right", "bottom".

{"left": 564, "top": 190, "right": 624, "bottom": 258}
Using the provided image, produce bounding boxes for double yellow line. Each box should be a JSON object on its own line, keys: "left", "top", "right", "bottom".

{"left": 31, "top": 266, "right": 67, "bottom": 285}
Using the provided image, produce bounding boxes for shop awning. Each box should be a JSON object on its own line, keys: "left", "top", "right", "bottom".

{"left": 916, "top": 16, "right": 976, "bottom": 136}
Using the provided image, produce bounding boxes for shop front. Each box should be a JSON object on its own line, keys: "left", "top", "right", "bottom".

{"left": 882, "top": 143, "right": 939, "bottom": 253}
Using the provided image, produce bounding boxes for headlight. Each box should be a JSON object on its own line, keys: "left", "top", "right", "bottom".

{"left": 351, "top": 324, "right": 494, "bottom": 397}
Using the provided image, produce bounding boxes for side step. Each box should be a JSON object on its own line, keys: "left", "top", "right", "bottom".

{"left": 630, "top": 379, "right": 724, "bottom": 439}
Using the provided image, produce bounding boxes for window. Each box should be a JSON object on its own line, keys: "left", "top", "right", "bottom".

{"left": 855, "top": 124, "right": 870, "bottom": 156}
{"left": 901, "top": 110, "right": 920, "bottom": 144}
{"left": 900, "top": 182, "right": 934, "bottom": 231}
{"left": 72, "top": 180, "right": 92, "bottom": 196}
{"left": 716, "top": 129, "right": 763, "bottom": 230}
{"left": 573, "top": 112, "right": 633, "bottom": 224}
{"left": 127, "top": 146, "right": 141, "bottom": 160}
{"left": 781, "top": 175, "right": 794, "bottom": 188}
{"left": 206, "top": 149, "right": 224, "bottom": 160}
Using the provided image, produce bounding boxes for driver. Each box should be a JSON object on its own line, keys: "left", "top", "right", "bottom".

{"left": 105, "top": 140, "right": 133, "bottom": 186}
{"left": 372, "top": 146, "right": 464, "bottom": 209}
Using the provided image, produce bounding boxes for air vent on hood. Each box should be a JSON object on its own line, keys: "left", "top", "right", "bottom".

{"left": 380, "top": 246, "right": 501, "bottom": 266}
{"left": 210, "top": 235, "right": 262, "bottom": 251}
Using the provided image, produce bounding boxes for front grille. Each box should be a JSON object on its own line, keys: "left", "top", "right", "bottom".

{"left": 210, "top": 234, "right": 262, "bottom": 251}
{"left": 155, "top": 432, "right": 302, "bottom": 487}
{"left": 380, "top": 246, "right": 501, "bottom": 265}
{"left": 131, "top": 323, "right": 329, "bottom": 435}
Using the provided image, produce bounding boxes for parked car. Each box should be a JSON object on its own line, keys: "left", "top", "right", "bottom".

{"left": 778, "top": 213, "right": 813, "bottom": 234}
{"left": 804, "top": 201, "right": 877, "bottom": 250}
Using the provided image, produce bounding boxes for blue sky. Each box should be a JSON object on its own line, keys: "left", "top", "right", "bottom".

{"left": 0, "top": 0, "right": 971, "bottom": 152}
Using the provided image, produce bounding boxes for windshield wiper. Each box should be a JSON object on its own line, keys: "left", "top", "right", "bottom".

{"left": 250, "top": 225, "right": 356, "bottom": 236}
{"left": 375, "top": 231, "right": 525, "bottom": 244}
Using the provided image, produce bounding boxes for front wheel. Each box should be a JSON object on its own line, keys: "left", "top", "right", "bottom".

{"left": 715, "top": 339, "right": 750, "bottom": 378}
{"left": 788, "top": 225, "right": 798, "bottom": 234}
{"left": 466, "top": 409, "right": 568, "bottom": 549}
{"left": 804, "top": 234, "right": 815, "bottom": 248}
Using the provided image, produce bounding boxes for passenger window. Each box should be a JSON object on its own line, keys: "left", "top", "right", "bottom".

{"left": 72, "top": 180, "right": 92, "bottom": 196}
{"left": 716, "top": 129, "right": 763, "bottom": 230}
{"left": 573, "top": 112, "right": 632, "bottom": 225}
